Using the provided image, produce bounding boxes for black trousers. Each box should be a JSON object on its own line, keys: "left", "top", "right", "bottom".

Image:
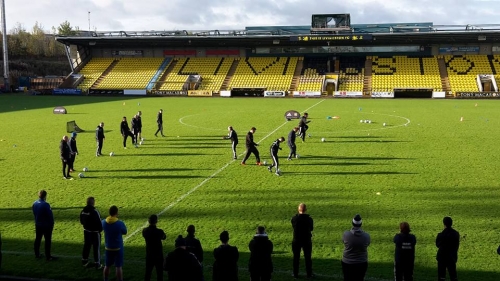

{"left": 122, "top": 131, "right": 134, "bottom": 147}
{"left": 270, "top": 152, "right": 279, "bottom": 171}
{"left": 61, "top": 159, "right": 70, "bottom": 177}
{"left": 132, "top": 132, "right": 138, "bottom": 145}
{"left": 231, "top": 142, "right": 238, "bottom": 159}
{"left": 155, "top": 123, "right": 163, "bottom": 136}
{"left": 288, "top": 143, "right": 296, "bottom": 159}
{"left": 342, "top": 261, "right": 367, "bottom": 281}
{"left": 34, "top": 225, "right": 53, "bottom": 258}
{"left": 145, "top": 256, "right": 163, "bottom": 281}
{"left": 242, "top": 146, "right": 260, "bottom": 163}
{"left": 438, "top": 260, "right": 458, "bottom": 281}
{"left": 299, "top": 125, "right": 309, "bottom": 141}
{"left": 395, "top": 260, "right": 414, "bottom": 281}
{"left": 96, "top": 139, "right": 103, "bottom": 155}
{"left": 250, "top": 271, "right": 271, "bottom": 281}
{"left": 82, "top": 231, "right": 101, "bottom": 263}
{"left": 293, "top": 240, "right": 312, "bottom": 277}
{"left": 69, "top": 154, "right": 76, "bottom": 170}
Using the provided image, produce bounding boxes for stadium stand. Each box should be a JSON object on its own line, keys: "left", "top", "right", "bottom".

{"left": 444, "top": 55, "right": 495, "bottom": 93}
{"left": 371, "top": 56, "right": 442, "bottom": 92}
{"left": 177, "top": 57, "right": 234, "bottom": 91}
{"left": 158, "top": 58, "right": 189, "bottom": 91}
{"left": 95, "top": 58, "right": 164, "bottom": 89}
{"left": 489, "top": 55, "right": 500, "bottom": 87}
{"left": 338, "top": 57, "right": 365, "bottom": 92}
{"left": 77, "top": 58, "right": 115, "bottom": 90}
{"left": 297, "top": 58, "right": 326, "bottom": 91}
{"left": 229, "top": 57, "right": 299, "bottom": 90}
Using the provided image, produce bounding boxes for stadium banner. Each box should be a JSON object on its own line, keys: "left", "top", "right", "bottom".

{"left": 188, "top": 90, "right": 213, "bottom": 97}
{"left": 432, "top": 91, "right": 446, "bottom": 98}
{"left": 292, "top": 91, "right": 321, "bottom": 97}
{"left": 371, "top": 92, "right": 395, "bottom": 98}
{"left": 333, "top": 91, "right": 363, "bottom": 98}
{"left": 124, "top": 89, "right": 147, "bottom": 96}
{"left": 455, "top": 92, "right": 500, "bottom": 98}
{"left": 52, "top": 88, "right": 82, "bottom": 95}
{"left": 149, "top": 90, "right": 187, "bottom": 96}
{"left": 264, "top": 91, "right": 286, "bottom": 97}
{"left": 111, "top": 50, "right": 143, "bottom": 56}
{"left": 291, "top": 34, "right": 372, "bottom": 42}
{"left": 220, "top": 90, "right": 231, "bottom": 97}
{"left": 284, "top": 110, "right": 301, "bottom": 120}
{"left": 88, "top": 89, "right": 124, "bottom": 95}
{"left": 439, "top": 46, "right": 479, "bottom": 53}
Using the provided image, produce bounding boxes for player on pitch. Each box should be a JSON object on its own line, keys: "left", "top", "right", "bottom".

{"left": 268, "top": 137, "right": 285, "bottom": 176}
{"left": 224, "top": 126, "right": 238, "bottom": 160}
{"left": 298, "top": 113, "right": 310, "bottom": 142}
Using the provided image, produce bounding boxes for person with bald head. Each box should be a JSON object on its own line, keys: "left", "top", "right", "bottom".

{"left": 291, "top": 203, "right": 314, "bottom": 279}
{"left": 59, "top": 135, "right": 72, "bottom": 179}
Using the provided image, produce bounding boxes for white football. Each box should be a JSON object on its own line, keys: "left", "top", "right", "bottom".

{"left": 368, "top": 120, "right": 372, "bottom": 124}
{"left": 83, "top": 167, "right": 88, "bottom": 172}
{"left": 296, "top": 154, "right": 300, "bottom": 159}
{"left": 78, "top": 173, "right": 84, "bottom": 178}
{"left": 141, "top": 138, "right": 145, "bottom": 141}
{"left": 109, "top": 152, "right": 114, "bottom": 156}
{"left": 360, "top": 120, "right": 363, "bottom": 123}
{"left": 263, "top": 161, "right": 267, "bottom": 165}
{"left": 139, "top": 141, "right": 143, "bottom": 145}
{"left": 383, "top": 123, "right": 387, "bottom": 126}
{"left": 321, "top": 138, "right": 325, "bottom": 142}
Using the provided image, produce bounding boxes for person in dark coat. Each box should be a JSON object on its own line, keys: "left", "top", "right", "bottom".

{"left": 248, "top": 226, "right": 273, "bottom": 281}
{"left": 164, "top": 235, "right": 203, "bottom": 281}
{"left": 213, "top": 231, "right": 239, "bottom": 281}
{"left": 95, "top": 122, "right": 105, "bottom": 156}
{"left": 131, "top": 115, "right": 140, "bottom": 147}
{"left": 297, "top": 113, "right": 310, "bottom": 142}
{"left": 241, "top": 127, "right": 261, "bottom": 165}
{"left": 137, "top": 111, "right": 143, "bottom": 141}
{"left": 267, "top": 137, "right": 285, "bottom": 176}
{"left": 436, "top": 216, "right": 460, "bottom": 281}
{"left": 32, "top": 190, "right": 56, "bottom": 260}
{"left": 287, "top": 127, "right": 299, "bottom": 160}
{"left": 142, "top": 214, "right": 166, "bottom": 281}
{"left": 394, "top": 221, "right": 417, "bottom": 281}
{"left": 80, "top": 196, "right": 103, "bottom": 269}
{"left": 68, "top": 132, "right": 78, "bottom": 172}
{"left": 224, "top": 126, "right": 238, "bottom": 160}
{"left": 185, "top": 225, "right": 204, "bottom": 267}
{"left": 154, "top": 109, "right": 165, "bottom": 137}
{"left": 60, "top": 135, "right": 72, "bottom": 179}
{"left": 120, "top": 116, "right": 135, "bottom": 149}
{"left": 291, "top": 203, "right": 314, "bottom": 279}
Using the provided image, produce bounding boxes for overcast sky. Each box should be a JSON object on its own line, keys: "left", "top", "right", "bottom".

{"left": 5, "top": 0, "right": 500, "bottom": 33}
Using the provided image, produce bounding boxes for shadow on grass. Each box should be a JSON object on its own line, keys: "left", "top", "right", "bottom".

{"left": 297, "top": 162, "right": 375, "bottom": 166}
{"left": 327, "top": 140, "right": 411, "bottom": 143}
{"left": 96, "top": 168, "right": 212, "bottom": 172}
{"left": 1, "top": 237, "right": 498, "bottom": 281}
{"left": 286, "top": 171, "right": 417, "bottom": 176}
{"left": 112, "top": 153, "right": 218, "bottom": 157}
{"left": 304, "top": 156, "right": 416, "bottom": 161}
{"left": 100, "top": 175, "right": 207, "bottom": 180}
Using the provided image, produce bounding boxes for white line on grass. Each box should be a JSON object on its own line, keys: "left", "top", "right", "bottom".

{"left": 123, "top": 99, "right": 325, "bottom": 242}
{"left": 179, "top": 114, "right": 227, "bottom": 131}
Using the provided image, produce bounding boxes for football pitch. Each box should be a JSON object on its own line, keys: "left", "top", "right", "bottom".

{"left": 0, "top": 95, "right": 499, "bottom": 281}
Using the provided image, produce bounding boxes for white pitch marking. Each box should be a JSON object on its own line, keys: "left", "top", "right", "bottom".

{"left": 179, "top": 114, "right": 227, "bottom": 131}
{"left": 313, "top": 112, "right": 411, "bottom": 134}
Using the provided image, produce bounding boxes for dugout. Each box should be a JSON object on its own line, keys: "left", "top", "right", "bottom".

{"left": 394, "top": 88, "right": 433, "bottom": 98}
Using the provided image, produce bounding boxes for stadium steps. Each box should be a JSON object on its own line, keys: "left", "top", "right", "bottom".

{"left": 438, "top": 57, "right": 452, "bottom": 95}
{"left": 146, "top": 57, "right": 172, "bottom": 90}
{"left": 290, "top": 58, "right": 304, "bottom": 91}
{"left": 214, "top": 58, "right": 225, "bottom": 75}
{"left": 220, "top": 59, "right": 240, "bottom": 90}
{"left": 362, "top": 57, "right": 372, "bottom": 95}
{"left": 90, "top": 60, "right": 119, "bottom": 89}
{"left": 155, "top": 60, "right": 178, "bottom": 90}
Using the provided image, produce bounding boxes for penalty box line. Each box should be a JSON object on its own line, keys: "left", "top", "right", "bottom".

{"left": 123, "top": 99, "right": 326, "bottom": 242}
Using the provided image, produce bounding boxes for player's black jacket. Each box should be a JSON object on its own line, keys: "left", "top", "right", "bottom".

{"left": 287, "top": 130, "right": 296, "bottom": 146}
{"left": 69, "top": 137, "right": 78, "bottom": 154}
{"left": 157, "top": 112, "right": 163, "bottom": 124}
{"left": 95, "top": 126, "right": 104, "bottom": 140}
{"left": 246, "top": 132, "right": 257, "bottom": 148}
{"left": 291, "top": 214, "right": 314, "bottom": 242}
{"left": 143, "top": 225, "right": 166, "bottom": 259}
{"left": 137, "top": 116, "right": 142, "bottom": 130}
{"left": 185, "top": 234, "right": 204, "bottom": 263}
{"left": 227, "top": 130, "right": 238, "bottom": 144}
{"left": 60, "top": 140, "right": 71, "bottom": 160}
{"left": 298, "top": 116, "right": 309, "bottom": 128}
{"left": 436, "top": 227, "right": 460, "bottom": 262}
{"left": 80, "top": 204, "right": 103, "bottom": 232}
{"left": 131, "top": 118, "right": 139, "bottom": 133}
{"left": 394, "top": 233, "right": 416, "bottom": 263}
{"left": 120, "top": 120, "right": 130, "bottom": 135}
{"left": 270, "top": 139, "right": 282, "bottom": 155}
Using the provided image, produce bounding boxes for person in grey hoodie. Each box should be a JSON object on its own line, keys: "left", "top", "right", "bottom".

{"left": 342, "top": 214, "right": 371, "bottom": 281}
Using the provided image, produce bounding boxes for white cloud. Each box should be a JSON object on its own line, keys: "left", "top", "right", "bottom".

{"left": 4, "top": 0, "right": 500, "bottom": 33}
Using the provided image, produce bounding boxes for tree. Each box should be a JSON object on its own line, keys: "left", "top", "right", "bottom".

{"left": 57, "top": 20, "right": 78, "bottom": 36}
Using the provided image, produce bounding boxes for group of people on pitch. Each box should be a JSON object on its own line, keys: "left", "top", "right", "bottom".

{"left": 120, "top": 111, "right": 143, "bottom": 149}
{"left": 225, "top": 112, "right": 310, "bottom": 176}
{"left": 59, "top": 131, "right": 79, "bottom": 179}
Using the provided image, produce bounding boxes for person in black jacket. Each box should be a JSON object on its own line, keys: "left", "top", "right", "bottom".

{"left": 33, "top": 190, "right": 56, "bottom": 260}
{"left": 68, "top": 132, "right": 78, "bottom": 172}
{"left": 248, "top": 226, "right": 273, "bottom": 281}
{"left": 185, "top": 225, "right": 204, "bottom": 267}
{"left": 291, "top": 203, "right": 314, "bottom": 279}
{"left": 95, "top": 122, "right": 105, "bottom": 156}
{"left": 131, "top": 115, "right": 140, "bottom": 147}
{"left": 80, "top": 197, "right": 103, "bottom": 269}
{"left": 298, "top": 113, "right": 310, "bottom": 142}
{"left": 213, "top": 231, "right": 239, "bottom": 281}
{"left": 60, "top": 135, "right": 72, "bottom": 179}
{"left": 154, "top": 109, "right": 165, "bottom": 137}
{"left": 120, "top": 117, "right": 135, "bottom": 149}
{"left": 436, "top": 216, "right": 460, "bottom": 281}
{"left": 287, "top": 127, "right": 299, "bottom": 160}
{"left": 224, "top": 126, "right": 238, "bottom": 160}
{"left": 143, "top": 214, "right": 166, "bottom": 281}
{"left": 394, "top": 221, "right": 416, "bottom": 281}
{"left": 164, "top": 235, "right": 203, "bottom": 281}
{"left": 241, "top": 127, "right": 261, "bottom": 165}
{"left": 267, "top": 137, "right": 285, "bottom": 176}
{"left": 137, "top": 111, "right": 143, "bottom": 142}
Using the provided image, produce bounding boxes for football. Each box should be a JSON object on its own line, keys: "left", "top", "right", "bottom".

{"left": 83, "top": 167, "right": 89, "bottom": 172}
{"left": 139, "top": 141, "right": 143, "bottom": 145}
{"left": 296, "top": 154, "right": 300, "bottom": 159}
{"left": 321, "top": 138, "right": 325, "bottom": 142}
{"left": 109, "top": 152, "right": 114, "bottom": 156}
{"left": 263, "top": 161, "right": 267, "bottom": 165}
{"left": 78, "top": 173, "right": 84, "bottom": 178}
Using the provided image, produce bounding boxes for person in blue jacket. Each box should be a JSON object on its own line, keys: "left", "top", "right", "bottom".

{"left": 102, "top": 205, "right": 127, "bottom": 281}
{"left": 32, "top": 190, "right": 56, "bottom": 261}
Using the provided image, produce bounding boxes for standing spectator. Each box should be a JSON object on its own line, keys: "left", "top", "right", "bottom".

{"left": 154, "top": 109, "right": 165, "bottom": 137}
{"left": 241, "top": 127, "right": 261, "bottom": 165}
{"left": 224, "top": 126, "right": 238, "bottom": 160}
{"left": 137, "top": 111, "right": 143, "bottom": 142}
{"left": 298, "top": 113, "right": 310, "bottom": 142}
{"left": 342, "top": 214, "right": 371, "bottom": 281}
{"left": 131, "top": 115, "right": 140, "bottom": 147}
{"left": 95, "top": 122, "right": 105, "bottom": 156}
{"left": 267, "top": 137, "right": 285, "bottom": 176}
{"left": 287, "top": 127, "right": 299, "bottom": 160}
{"left": 394, "top": 222, "right": 417, "bottom": 281}
{"left": 120, "top": 117, "right": 134, "bottom": 149}
{"left": 291, "top": 203, "right": 314, "bottom": 279}
{"left": 68, "top": 132, "right": 78, "bottom": 172}
{"left": 142, "top": 214, "right": 166, "bottom": 281}
{"left": 185, "top": 225, "right": 204, "bottom": 267}
{"left": 32, "top": 190, "right": 56, "bottom": 261}
{"left": 164, "top": 235, "right": 203, "bottom": 281}
{"left": 60, "top": 135, "right": 72, "bottom": 180}
{"left": 213, "top": 231, "right": 239, "bottom": 281}
{"left": 436, "top": 216, "right": 460, "bottom": 281}
{"left": 102, "top": 206, "right": 127, "bottom": 281}
{"left": 248, "top": 226, "right": 273, "bottom": 281}
{"left": 80, "top": 196, "right": 103, "bottom": 269}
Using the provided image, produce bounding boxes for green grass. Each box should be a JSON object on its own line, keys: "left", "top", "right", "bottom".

{"left": 1, "top": 95, "right": 500, "bottom": 280}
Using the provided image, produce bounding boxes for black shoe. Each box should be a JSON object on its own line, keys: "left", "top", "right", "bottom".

{"left": 82, "top": 259, "right": 89, "bottom": 266}
{"left": 287, "top": 158, "right": 292, "bottom": 161}
{"left": 155, "top": 134, "right": 158, "bottom": 137}
{"left": 46, "top": 256, "right": 58, "bottom": 261}
{"left": 268, "top": 166, "right": 272, "bottom": 173}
